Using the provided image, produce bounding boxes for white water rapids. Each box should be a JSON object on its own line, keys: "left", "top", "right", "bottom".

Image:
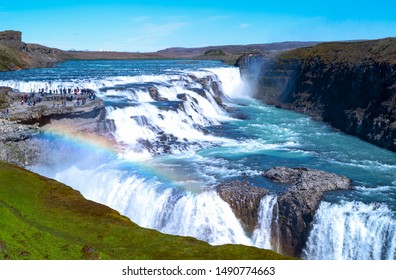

{"left": 2, "top": 63, "right": 395, "bottom": 259}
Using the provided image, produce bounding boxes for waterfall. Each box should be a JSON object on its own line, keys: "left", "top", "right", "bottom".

{"left": 252, "top": 195, "right": 279, "bottom": 250}
{"left": 28, "top": 66, "right": 256, "bottom": 247}
{"left": 51, "top": 164, "right": 252, "bottom": 246}
{"left": 303, "top": 201, "right": 396, "bottom": 260}
{"left": 203, "top": 67, "right": 253, "bottom": 99}
{"left": 101, "top": 69, "right": 237, "bottom": 157}
{"left": 160, "top": 191, "right": 252, "bottom": 245}
{"left": 7, "top": 60, "right": 395, "bottom": 260}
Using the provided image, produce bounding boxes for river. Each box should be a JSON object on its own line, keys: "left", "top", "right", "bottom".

{"left": 1, "top": 59, "right": 395, "bottom": 259}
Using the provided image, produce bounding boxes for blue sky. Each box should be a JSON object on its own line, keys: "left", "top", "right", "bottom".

{"left": 1, "top": 0, "right": 396, "bottom": 52}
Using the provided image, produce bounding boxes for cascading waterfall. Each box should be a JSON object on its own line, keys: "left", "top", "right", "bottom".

{"left": 160, "top": 191, "right": 252, "bottom": 245}
{"left": 252, "top": 195, "right": 279, "bottom": 250}
{"left": 202, "top": 67, "right": 253, "bottom": 99}
{"left": 2, "top": 59, "right": 396, "bottom": 260}
{"left": 302, "top": 201, "right": 396, "bottom": 260}
{"left": 52, "top": 163, "right": 253, "bottom": 246}
{"left": 24, "top": 65, "right": 262, "bottom": 247}
{"left": 101, "top": 70, "right": 237, "bottom": 158}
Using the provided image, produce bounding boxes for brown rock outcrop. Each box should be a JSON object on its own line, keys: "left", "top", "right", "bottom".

{"left": 215, "top": 180, "right": 268, "bottom": 233}
{"left": 263, "top": 166, "right": 352, "bottom": 257}
{"left": 0, "top": 30, "right": 24, "bottom": 50}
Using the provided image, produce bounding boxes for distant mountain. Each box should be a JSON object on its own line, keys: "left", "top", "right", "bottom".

{"left": 65, "top": 42, "right": 320, "bottom": 65}
{"left": 0, "top": 30, "right": 320, "bottom": 70}
{"left": 156, "top": 41, "right": 319, "bottom": 57}
{"left": 155, "top": 42, "right": 319, "bottom": 64}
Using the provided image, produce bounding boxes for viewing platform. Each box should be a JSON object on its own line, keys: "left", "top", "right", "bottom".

{"left": 1, "top": 87, "right": 105, "bottom": 124}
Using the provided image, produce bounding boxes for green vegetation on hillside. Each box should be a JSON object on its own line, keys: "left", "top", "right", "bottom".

{"left": 279, "top": 38, "right": 396, "bottom": 64}
{"left": 0, "top": 161, "right": 293, "bottom": 260}
{"left": 199, "top": 49, "right": 240, "bottom": 65}
{"left": 0, "top": 44, "right": 24, "bottom": 71}
{"left": 204, "top": 49, "right": 228, "bottom": 56}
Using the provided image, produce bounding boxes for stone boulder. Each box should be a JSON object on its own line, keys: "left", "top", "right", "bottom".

{"left": 215, "top": 180, "right": 268, "bottom": 233}
{"left": 148, "top": 87, "right": 168, "bottom": 101}
{"left": 81, "top": 245, "right": 100, "bottom": 260}
{"left": 263, "top": 166, "right": 352, "bottom": 257}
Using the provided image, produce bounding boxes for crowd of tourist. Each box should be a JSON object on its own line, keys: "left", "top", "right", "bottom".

{"left": 19, "top": 87, "right": 97, "bottom": 108}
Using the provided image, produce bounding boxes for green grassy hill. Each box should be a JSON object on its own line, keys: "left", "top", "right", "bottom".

{"left": 279, "top": 37, "right": 396, "bottom": 64}
{"left": 0, "top": 161, "right": 292, "bottom": 260}
{"left": 0, "top": 44, "right": 25, "bottom": 71}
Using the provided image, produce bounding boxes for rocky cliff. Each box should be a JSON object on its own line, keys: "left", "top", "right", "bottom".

{"left": 238, "top": 38, "right": 396, "bottom": 152}
{"left": 0, "top": 30, "right": 70, "bottom": 71}
{"left": 0, "top": 30, "right": 24, "bottom": 50}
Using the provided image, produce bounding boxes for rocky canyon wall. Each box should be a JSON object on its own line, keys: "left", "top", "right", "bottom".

{"left": 238, "top": 38, "right": 396, "bottom": 152}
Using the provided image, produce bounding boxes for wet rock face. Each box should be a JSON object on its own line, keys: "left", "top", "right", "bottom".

{"left": 215, "top": 180, "right": 268, "bottom": 233}
{"left": 282, "top": 61, "right": 396, "bottom": 152}
{"left": 263, "top": 166, "right": 352, "bottom": 257}
{"left": 149, "top": 87, "right": 168, "bottom": 101}
{"left": 263, "top": 166, "right": 352, "bottom": 192}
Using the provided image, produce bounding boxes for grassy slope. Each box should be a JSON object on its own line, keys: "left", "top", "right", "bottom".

{"left": 0, "top": 45, "right": 25, "bottom": 71}
{"left": 279, "top": 38, "right": 396, "bottom": 64}
{"left": 0, "top": 161, "right": 293, "bottom": 260}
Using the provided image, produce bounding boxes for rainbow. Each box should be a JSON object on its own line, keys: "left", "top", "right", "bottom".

{"left": 42, "top": 122, "right": 120, "bottom": 155}
{"left": 40, "top": 123, "right": 205, "bottom": 193}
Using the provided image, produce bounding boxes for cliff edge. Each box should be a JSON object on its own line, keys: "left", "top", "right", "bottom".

{"left": 238, "top": 38, "right": 396, "bottom": 152}
{"left": 0, "top": 30, "right": 71, "bottom": 71}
